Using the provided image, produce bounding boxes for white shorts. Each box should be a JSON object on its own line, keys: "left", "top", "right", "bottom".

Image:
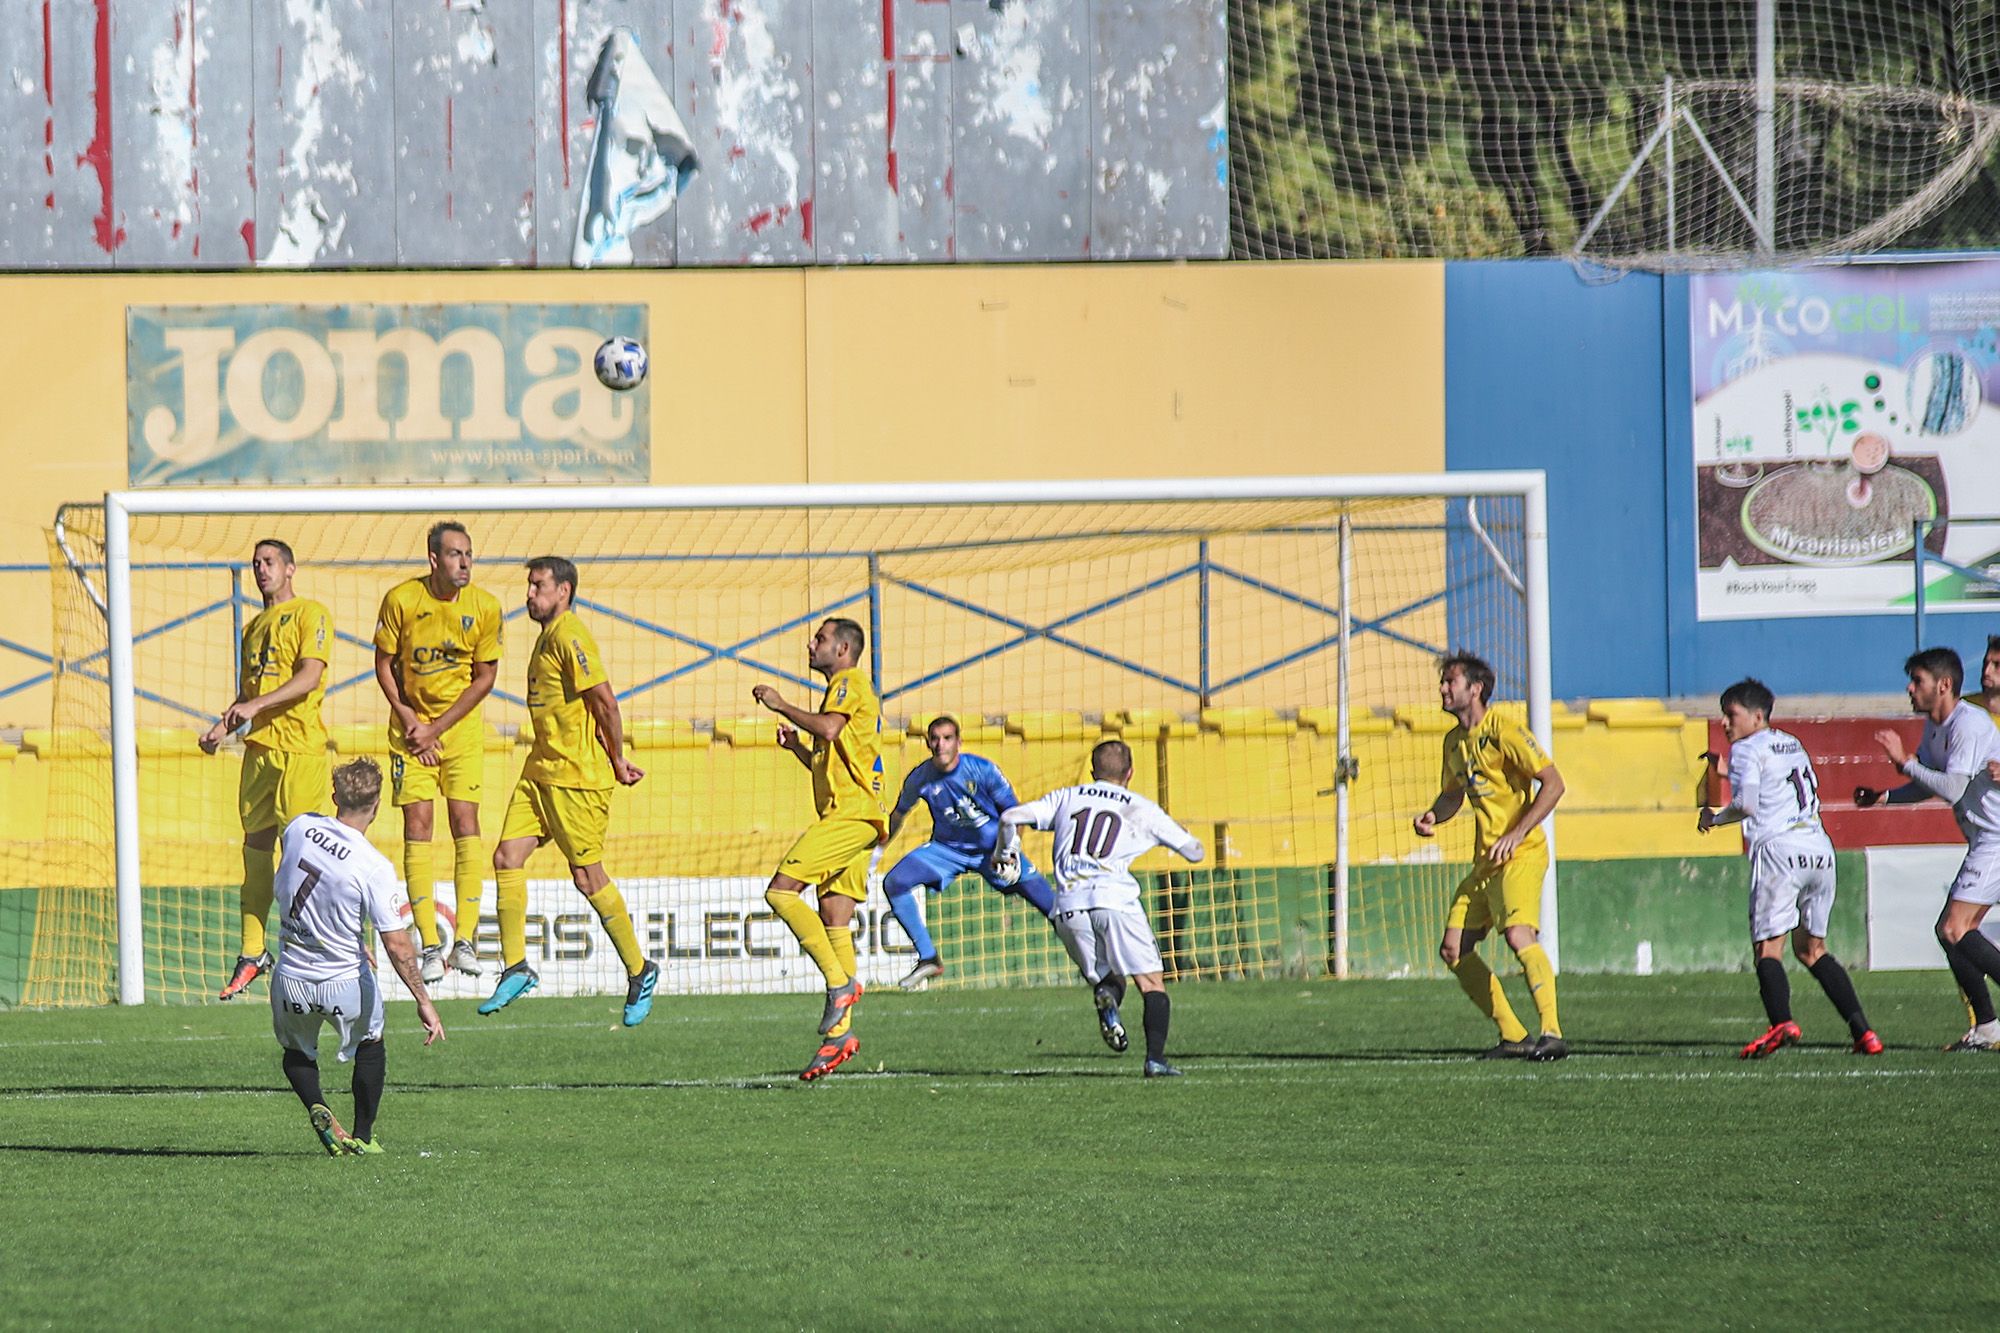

{"left": 1053, "top": 904, "right": 1163, "bottom": 983}
{"left": 1748, "top": 835, "right": 1837, "bottom": 941}
{"left": 1949, "top": 835, "right": 2000, "bottom": 907}
{"left": 270, "top": 969, "right": 384, "bottom": 1063}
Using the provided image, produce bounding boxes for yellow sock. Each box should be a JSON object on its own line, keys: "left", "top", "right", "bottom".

{"left": 453, "top": 836, "right": 484, "bottom": 944}
{"left": 404, "top": 839, "right": 439, "bottom": 948}
{"left": 1453, "top": 950, "right": 1529, "bottom": 1042}
{"left": 1518, "top": 943, "right": 1561, "bottom": 1037}
{"left": 585, "top": 879, "right": 645, "bottom": 974}
{"left": 765, "top": 886, "right": 849, "bottom": 987}
{"left": 826, "top": 921, "right": 857, "bottom": 981}
{"left": 496, "top": 867, "right": 528, "bottom": 968}
{"left": 240, "top": 843, "right": 275, "bottom": 957}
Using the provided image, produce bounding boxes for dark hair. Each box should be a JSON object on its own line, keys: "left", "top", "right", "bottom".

{"left": 526, "top": 555, "right": 579, "bottom": 601}
{"left": 926, "top": 715, "right": 959, "bottom": 739}
{"left": 1905, "top": 646, "right": 1964, "bottom": 695}
{"left": 1090, "top": 739, "right": 1134, "bottom": 781}
{"left": 332, "top": 757, "right": 383, "bottom": 812}
{"left": 1438, "top": 651, "right": 1496, "bottom": 705}
{"left": 1987, "top": 634, "right": 2000, "bottom": 659}
{"left": 253, "top": 538, "right": 296, "bottom": 566}
{"left": 428, "top": 520, "right": 470, "bottom": 557}
{"left": 825, "top": 617, "right": 866, "bottom": 660}
{"left": 1719, "top": 678, "right": 1775, "bottom": 718}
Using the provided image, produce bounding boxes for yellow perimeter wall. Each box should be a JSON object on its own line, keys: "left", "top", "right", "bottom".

{"left": 0, "top": 260, "right": 1443, "bottom": 728}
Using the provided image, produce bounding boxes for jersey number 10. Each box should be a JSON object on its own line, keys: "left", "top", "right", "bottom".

{"left": 1068, "top": 809, "right": 1123, "bottom": 858}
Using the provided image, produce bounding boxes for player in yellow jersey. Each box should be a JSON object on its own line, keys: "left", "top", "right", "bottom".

{"left": 751, "top": 617, "right": 888, "bottom": 1081}
{"left": 200, "top": 539, "right": 333, "bottom": 1001}
{"left": 373, "top": 521, "right": 504, "bottom": 985}
{"left": 478, "top": 557, "right": 657, "bottom": 1025}
{"left": 1412, "top": 651, "right": 1569, "bottom": 1061}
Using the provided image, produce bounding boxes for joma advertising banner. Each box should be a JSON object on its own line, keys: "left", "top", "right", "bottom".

{"left": 1691, "top": 264, "right": 2000, "bottom": 620}
{"left": 128, "top": 303, "right": 649, "bottom": 486}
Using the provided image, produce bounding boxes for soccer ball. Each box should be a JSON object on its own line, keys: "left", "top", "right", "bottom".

{"left": 594, "top": 336, "right": 649, "bottom": 391}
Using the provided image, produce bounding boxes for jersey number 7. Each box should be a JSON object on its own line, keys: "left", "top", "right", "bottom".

{"left": 287, "top": 858, "right": 325, "bottom": 921}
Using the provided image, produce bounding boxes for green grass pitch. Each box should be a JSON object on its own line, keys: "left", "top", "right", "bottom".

{"left": 2, "top": 973, "right": 1998, "bottom": 1328}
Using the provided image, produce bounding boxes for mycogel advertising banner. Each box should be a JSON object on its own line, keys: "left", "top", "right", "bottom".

{"left": 373, "top": 876, "right": 918, "bottom": 1002}
{"left": 127, "top": 303, "right": 649, "bottom": 486}
{"left": 1690, "top": 264, "right": 2000, "bottom": 620}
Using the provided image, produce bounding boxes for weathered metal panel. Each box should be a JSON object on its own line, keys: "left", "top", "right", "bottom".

{"left": 537, "top": 0, "right": 687, "bottom": 269}
{"left": 1093, "top": 0, "right": 1228, "bottom": 259}
{"left": 254, "top": 0, "right": 395, "bottom": 267}
{"left": 0, "top": 0, "right": 115, "bottom": 267}
{"left": 950, "top": 0, "right": 1091, "bottom": 262}
{"left": 114, "top": 0, "right": 257, "bottom": 268}
{"left": 812, "top": 0, "right": 954, "bottom": 264}
{"left": 675, "top": 0, "right": 814, "bottom": 265}
{"left": 394, "top": 0, "right": 538, "bottom": 267}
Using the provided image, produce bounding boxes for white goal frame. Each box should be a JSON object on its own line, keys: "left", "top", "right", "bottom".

{"left": 101, "top": 473, "right": 1553, "bottom": 1005}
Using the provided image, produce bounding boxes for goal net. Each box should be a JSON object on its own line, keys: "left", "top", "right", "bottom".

{"left": 1228, "top": 1, "right": 2000, "bottom": 268}
{"left": 40, "top": 477, "right": 1548, "bottom": 1006}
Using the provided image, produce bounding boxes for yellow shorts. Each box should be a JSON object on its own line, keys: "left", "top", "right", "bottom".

{"left": 1445, "top": 844, "right": 1548, "bottom": 933}
{"left": 500, "top": 777, "right": 610, "bottom": 868}
{"left": 778, "top": 818, "right": 885, "bottom": 903}
{"left": 389, "top": 715, "right": 485, "bottom": 806}
{"left": 239, "top": 746, "right": 330, "bottom": 834}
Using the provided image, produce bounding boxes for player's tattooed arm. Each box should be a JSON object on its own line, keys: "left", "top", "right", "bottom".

{"left": 381, "top": 926, "right": 446, "bottom": 1045}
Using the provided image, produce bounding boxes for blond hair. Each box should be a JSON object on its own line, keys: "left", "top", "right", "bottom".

{"left": 331, "top": 758, "right": 383, "bottom": 813}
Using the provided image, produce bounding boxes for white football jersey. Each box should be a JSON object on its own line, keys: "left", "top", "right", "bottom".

{"left": 1008, "top": 782, "right": 1202, "bottom": 910}
{"left": 1726, "top": 727, "right": 1828, "bottom": 850}
{"left": 271, "top": 814, "right": 410, "bottom": 985}
{"left": 1915, "top": 700, "right": 2000, "bottom": 838}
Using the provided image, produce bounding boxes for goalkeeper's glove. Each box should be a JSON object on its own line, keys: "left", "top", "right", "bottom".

{"left": 1853, "top": 785, "right": 1883, "bottom": 808}
{"left": 988, "top": 845, "right": 1021, "bottom": 888}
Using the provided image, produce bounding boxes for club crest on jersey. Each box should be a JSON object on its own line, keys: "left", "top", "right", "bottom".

{"left": 462, "top": 615, "right": 475, "bottom": 632}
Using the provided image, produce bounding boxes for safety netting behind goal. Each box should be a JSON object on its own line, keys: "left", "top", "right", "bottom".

{"left": 43, "top": 486, "right": 1537, "bottom": 1005}
{"left": 1228, "top": 1, "right": 2000, "bottom": 268}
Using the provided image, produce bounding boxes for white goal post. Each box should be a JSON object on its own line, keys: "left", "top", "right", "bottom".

{"left": 98, "top": 474, "right": 1552, "bottom": 1006}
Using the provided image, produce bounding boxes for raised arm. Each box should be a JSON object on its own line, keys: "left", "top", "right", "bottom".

{"left": 751, "top": 683, "right": 849, "bottom": 743}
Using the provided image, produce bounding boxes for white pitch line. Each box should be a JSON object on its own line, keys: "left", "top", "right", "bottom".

{"left": 3, "top": 1057, "right": 1990, "bottom": 1104}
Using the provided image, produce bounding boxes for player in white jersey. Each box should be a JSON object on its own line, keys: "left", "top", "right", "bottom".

{"left": 270, "top": 758, "right": 445, "bottom": 1155}
{"left": 1856, "top": 646, "right": 2000, "bottom": 1050}
{"left": 995, "top": 739, "right": 1205, "bottom": 1078}
{"left": 1698, "top": 679, "right": 1880, "bottom": 1059}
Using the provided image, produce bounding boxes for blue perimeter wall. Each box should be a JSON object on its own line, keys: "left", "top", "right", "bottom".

{"left": 1444, "top": 260, "right": 1937, "bottom": 701}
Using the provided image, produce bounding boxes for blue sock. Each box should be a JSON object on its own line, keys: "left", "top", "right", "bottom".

{"left": 886, "top": 887, "right": 937, "bottom": 961}
{"left": 1013, "top": 873, "right": 1056, "bottom": 918}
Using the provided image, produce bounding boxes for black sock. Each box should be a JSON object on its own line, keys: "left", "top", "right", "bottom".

{"left": 1944, "top": 939, "right": 1999, "bottom": 1025}
{"left": 1754, "top": 957, "right": 1791, "bottom": 1026}
{"left": 1807, "top": 955, "right": 1870, "bottom": 1039}
{"left": 1094, "top": 973, "right": 1126, "bottom": 1007}
{"left": 351, "top": 1039, "right": 386, "bottom": 1141}
{"left": 1958, "top": 931, "right": 2000, "bottom": 989}
{"left": 1141, "top": 990, "right": 1170, "bottom": 1063}
{"left": 282, "top": 1048, "right": 323, "bottom": 1110}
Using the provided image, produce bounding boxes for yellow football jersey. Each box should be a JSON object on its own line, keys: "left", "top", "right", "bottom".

{"left": 1441, "top": 710, "right": 1554, "bottom": 856}
{"left": 811, "top": 667, "right": 887, "bottom": 830}
{"left": 239, "top": 598, "right": 332, "bottom": 754}
{"left": 521, "top": 610, "right": 613, "bottom": 790}
{"left": 373, "top": 577, "right": 504, "bottom": 719}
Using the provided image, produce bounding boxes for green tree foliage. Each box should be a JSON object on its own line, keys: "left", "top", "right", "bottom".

{"left": 1230, "top": 1, "right": 2000, "bottom": 261}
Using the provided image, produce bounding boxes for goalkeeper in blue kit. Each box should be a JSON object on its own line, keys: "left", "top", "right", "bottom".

{"left": 881, "top": 716, "right": 1060, "bottom": 988}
